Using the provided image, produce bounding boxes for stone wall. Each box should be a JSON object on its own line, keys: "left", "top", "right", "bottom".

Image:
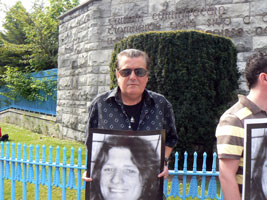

{"left": 57, "top": 0, "right": 267, "bottom": 141}
{"left": 0, "top": 109, "right": 60, "bottom": 138}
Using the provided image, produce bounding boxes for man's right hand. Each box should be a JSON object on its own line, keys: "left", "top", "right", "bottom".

{"left": 82, "top": 171, "right": 93, "bottom": 182}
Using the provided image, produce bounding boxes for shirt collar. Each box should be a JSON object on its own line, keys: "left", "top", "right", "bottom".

{"left": 104, "top": 86, "right": 154, "bottom": 105}
{"left": 238, "top": 94, "right": 263, "bottom": 115}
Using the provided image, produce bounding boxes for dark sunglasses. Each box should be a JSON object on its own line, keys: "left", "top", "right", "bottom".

{"left": 118, "top": 68, "right": 148, "bottom": 77}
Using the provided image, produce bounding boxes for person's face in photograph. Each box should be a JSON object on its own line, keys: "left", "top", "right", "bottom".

{"left": 262, "top": 159, "right": 267, "bottom": 198}
{"left": 100, "top": 147, "right": 143, "bottom": 200}
{"left": 116, "top": 56, "right": 148, "bottom": 101}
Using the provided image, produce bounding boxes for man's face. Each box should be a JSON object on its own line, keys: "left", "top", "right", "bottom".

{"left": 100, "top": 147, "right": 143, "bottom": 200}
{"left": 116, "top": 56, "right": 148, "bottom": 101}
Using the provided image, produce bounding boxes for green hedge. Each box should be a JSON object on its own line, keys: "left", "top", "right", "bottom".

{"left": 109, "top": 30, "right": 239, "bottom": 169}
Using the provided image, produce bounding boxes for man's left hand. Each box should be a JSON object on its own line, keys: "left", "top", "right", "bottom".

{"left": 158, "top": 166, "right": 169, "bottom": 179}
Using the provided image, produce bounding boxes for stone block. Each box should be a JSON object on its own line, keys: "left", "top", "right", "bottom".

{"left": 233, "top": 0, "right": 248, "bottom": 3}
{"left": 58, "top": 77, "right": 73, "bottom": 89}
{"left": 98, "top": 74, "right": 107, "bottom": 85}
{"left": 149, "top": 0, "right": 176, "bottom": 13}
{"left": 251, "top": 0, "right": 267, "bottom": 15}
{"left": 77, "top": 53, "right": 88, "bottom": 67}
{"left": 99, "top": 65, "right": 110, "bottom": 74}
{"left": 239, "top": 81, "right": 248, "bottom": 92}
{"left": 77, "top": 123, "right": 86, "bottom": 132}
{"left": 78, "top": 75, "right": 89, "bottom": 87}
{"left": 221, "top": 3, "right": 249, "bottom": 18}
{"left": 231, "top": 36, "right": 253, "bottom": 52}
{"left": 57, "top": 90, "right": 75, "bottom": 100}
{"left": 84, "top": 42, "right": 100, "bottom": 51}
{"left": 88, "top": 50, "right": 113, "bottom": 66}
{"left": 210, "top": 0, "right": 233, "bottom": 4}
{"left": 237, "top": 52, "right": 254, "bottom": 62}
{"left": 87, "top": 74, "right": 99, "bottom": 86}
{"left": 237, "top": 61, "right": 246, "bottom": 73}
{"left": 62, "top": 114, "right": 78, "bottom": 129}
{"left": 111, "top": 1, "right": 148, "bottom": 17}
{"left": 98, "top": 86, "right": 110, "bottom": 94}
{"left": 253, "top": 36, "right": 267, "bottom": 50}
{"left": 106, "top": 74, "right": 111, "bottom": 85}
{"left": 78, "top": 114, "right": 89, "bottom": 125}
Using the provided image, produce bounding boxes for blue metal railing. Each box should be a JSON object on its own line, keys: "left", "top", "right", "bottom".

{"left": 164, "top": 152, "right": 224, "bottom": 199}
{"left": 0, "top": 69, "right": 57, "bottom": 116}
{"left": 0, "top": 141, "right": 223, "bottom": 200}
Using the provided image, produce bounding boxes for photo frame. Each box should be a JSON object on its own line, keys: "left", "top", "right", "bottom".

{"left": 85, "top": 128, "right": 166, "bottom": 200}
{"left": 242, "top": 118, "right": 267, "bottom": 200}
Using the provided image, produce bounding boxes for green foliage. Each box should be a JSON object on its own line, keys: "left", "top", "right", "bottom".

{"left": 0, "top": 1, "right": 28, "bottom": 44}
{"left": 0, "top": 66, "right": 57, "bottom": 102}
{"left": 109, "top": 30, "right": 240, "bottom": 169}
{"left": 22, "top": 0, "right": 79, "bottom": 70}
{"left": 0, "top": 0, "right": 78, "bottom": 101}
{"left": 0, "top": 41, "right": 30, "bottom": 70}
{"left": 0, "top": 0, "right": 79, "bottom": 72}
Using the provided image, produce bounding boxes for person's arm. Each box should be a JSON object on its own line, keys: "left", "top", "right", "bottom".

{"left": 83, "top": 101, "right": 99, "bottom": 182}
{"left": 158, "top": 146, "right": 173, "bottom": 179}
{"left": 219, "top": 158, "right": 241, "bottom": 200}
{"left": 158, "top": 99, "right": 178, "bottom": 179}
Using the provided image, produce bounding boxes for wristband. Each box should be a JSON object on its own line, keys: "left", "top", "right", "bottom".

{"left": 164, "top": 157, "right": 169, "bottom": 166}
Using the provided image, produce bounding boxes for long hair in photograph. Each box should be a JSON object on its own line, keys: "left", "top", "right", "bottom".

{"left": 90, "top": 136, "right": 161, "bottom": 200}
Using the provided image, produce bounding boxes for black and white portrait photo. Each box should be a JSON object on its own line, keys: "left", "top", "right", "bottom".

{"left": 243, "top": 118, "right": 267, "bottom": 200}
{"left": 86, "top": 129, "right": 165, "bottom": 200}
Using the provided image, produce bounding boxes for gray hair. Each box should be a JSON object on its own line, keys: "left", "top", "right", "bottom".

{"left": 116, "top": 49, "right": 150, "bottom": 69}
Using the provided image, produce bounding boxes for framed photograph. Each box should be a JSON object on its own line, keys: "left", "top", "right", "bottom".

{"left": 85, "top": 128, "right": 166, "bottom": 200}
{"left": 242, "top": 118, "right": 267, "bottom": 200}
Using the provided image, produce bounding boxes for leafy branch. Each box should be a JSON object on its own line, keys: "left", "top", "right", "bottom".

{"left": 0, "top": 66, "right": 57, "bottom": 102}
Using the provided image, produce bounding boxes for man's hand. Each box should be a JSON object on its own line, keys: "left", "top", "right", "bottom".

{"left": 82, "top": 171, "right": 93, "bottom": 182}
{"left": 158, "top": 166, "right": 169, "bottom": 179}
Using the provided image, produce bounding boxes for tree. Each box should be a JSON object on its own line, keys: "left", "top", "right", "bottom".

{"left": 0, "top": 1, "right": 28, "bottom": 45}
{"left": 0, "top": 1, "right": 31, "bottom": 83}
{"left": 0, "top": 0, "right": 79, "bottom": 71}
{"left": 0, "top": 0, "right": 78, "bottom": 100}
{"left": 23, "top": 0, "right": 79, "bottom": 70}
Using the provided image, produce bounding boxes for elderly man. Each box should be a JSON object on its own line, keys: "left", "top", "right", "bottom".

{"left": 216, "top": 52, "right": 267, "bottom": 200}
{"left": 83, "top": 49, "right": 178, "bottom": 183}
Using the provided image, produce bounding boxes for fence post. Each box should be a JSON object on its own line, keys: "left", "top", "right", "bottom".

{"left": 0, "top": 142, "right": 4, "bottom": 200}
{"left": 48, "top": 146, "right": 53, "bottom": 200}
{"left": 28, "top": 145, "right": 34, "bottom": 183}
{"left": 169, "top": 151, "right": 180, "bottom": 198}
{"left": 35, "top": 145, "right": 40, "bottom": 200}
{"left": 11, "top": 143, "right": 16, "bottom": 200}
{"left": 5, "top": 142, "right": 10, "bottom": 180}
{"left": 67, "top": 147, "right": 75, "bottom": 189}
{"left": 201, "top": 152, "right": 207, "bottom": 200}
{"left": 182, "top": 152, "right": 188, "bottom": 200}
{"left": 53, "top": 146, "right": 61, "bottom": 187}
{"left": 207, "top": 152, "right": 218, "bottom": 199}
{"left": 62, "top": 147, "right": 67, "bottom": 200}
{"left": 16, "top": 143, "right": 22, "bottom": 181}
{"left": 23, "top": 144, "right": 27, "bottom": 200}
{"left": 77, "top": 148, "right": 82, "bottom": 200}
{"left": 40, "top": 145, "right": 47, "bottom": 186}
{"left": 188, "top": 152, "right": 199, "bottom": 198}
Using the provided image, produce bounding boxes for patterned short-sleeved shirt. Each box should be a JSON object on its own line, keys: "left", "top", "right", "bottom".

{"left": 85, "top": 87, "right": 178, "bottom": 147}
{"left": 216, "top": 95, "right": 267, "bottom": 191}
